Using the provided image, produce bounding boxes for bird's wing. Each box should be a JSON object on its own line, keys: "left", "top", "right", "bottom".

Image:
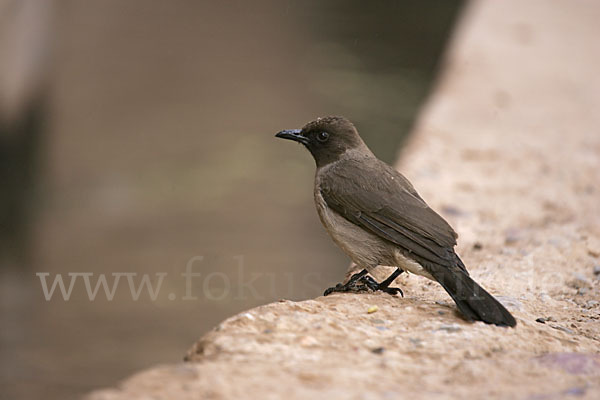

{"left": 320, "top": 157, "right": 465, "bottom": 271}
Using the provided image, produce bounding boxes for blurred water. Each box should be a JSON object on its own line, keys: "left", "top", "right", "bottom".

{"left": 0, "top": 1, "right": 462, "bottom": 399}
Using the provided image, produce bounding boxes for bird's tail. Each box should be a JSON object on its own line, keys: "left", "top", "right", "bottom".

{"left": 429, "top": 266, "right": 516, "bottom": 327}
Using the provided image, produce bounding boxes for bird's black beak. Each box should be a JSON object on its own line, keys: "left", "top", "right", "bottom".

{"left": 275, "top": 129, "right": 309, "bottom": 145}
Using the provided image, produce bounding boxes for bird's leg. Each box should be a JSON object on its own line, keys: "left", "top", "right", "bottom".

{"left": 323, "top": 269, "right": 369, "bottom": 296}
{"left": 323, "top": 268, "right": 404, "bottom": 297}
{"left": 359, "top": 268, "right": 404, "bottom": 297}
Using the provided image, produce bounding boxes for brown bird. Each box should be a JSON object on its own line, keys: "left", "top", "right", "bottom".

{"left": 275, "top": 116, "right": 516, "bottom": 327}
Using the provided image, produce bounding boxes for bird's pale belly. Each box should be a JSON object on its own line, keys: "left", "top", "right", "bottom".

{"left": 313, "top": 187, "right": 433, "bottom": 279}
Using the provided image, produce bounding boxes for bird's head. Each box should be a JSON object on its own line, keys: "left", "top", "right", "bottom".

{"left": 275, "top": 116, "right": 368, "bottom": 167}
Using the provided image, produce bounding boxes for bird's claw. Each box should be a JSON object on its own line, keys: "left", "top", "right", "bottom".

{"left": 323, "top": 271, "right": 404, "bottom": 297}
{"left": 359, "top": 275, "right": 403, "bottom": 297}
{"left": 323, "top": 280, "right": 369, "bottom": 296}
{"left": 379, "top": 286, "right": 403, "bottom": 297}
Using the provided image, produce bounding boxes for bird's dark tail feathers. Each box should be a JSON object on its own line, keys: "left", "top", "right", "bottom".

{"left": 429, "top": 266, "right": 517, "bottom": 327}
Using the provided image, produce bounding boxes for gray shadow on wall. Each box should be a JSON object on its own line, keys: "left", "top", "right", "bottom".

{"left": 0, "top": 1, "right": 463, "bottom": 399}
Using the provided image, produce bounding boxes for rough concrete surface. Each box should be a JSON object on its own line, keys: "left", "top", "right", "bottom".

{"left": 87, "top": 1, "right": 600, "bottom": 399}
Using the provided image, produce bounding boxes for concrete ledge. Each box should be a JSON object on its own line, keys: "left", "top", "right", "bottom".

{"left": 87, "top": 1, "right": 600, "bottom": 399}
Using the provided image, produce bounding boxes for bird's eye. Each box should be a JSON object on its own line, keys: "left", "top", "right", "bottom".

{"left": 317, "top": 131, "right": 329, "bottom": 142}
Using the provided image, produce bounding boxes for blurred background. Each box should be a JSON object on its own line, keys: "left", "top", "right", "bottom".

{"left": 0, "top": 0, "right": 463, "bottom": 398}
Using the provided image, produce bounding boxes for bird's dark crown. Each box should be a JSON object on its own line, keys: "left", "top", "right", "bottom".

{"left": 276, "top": 116, "right": 367, "bottom": 167}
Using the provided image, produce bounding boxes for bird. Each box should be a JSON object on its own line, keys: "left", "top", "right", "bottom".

{"left": 275, "top": 116, "right": 516, "bottom": 327}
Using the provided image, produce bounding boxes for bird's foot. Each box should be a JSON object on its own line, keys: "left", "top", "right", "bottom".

{"left": 323, "top": 281, "right": 370, "bottom": 296}
{"left": 323, "top": 269, "right": 370, "bottom": 296}
{"left": 359, "top": 275, "right": 403, "bottom": 297}
{"left": 323, "top": 268, "right": 404, "bottom": 297}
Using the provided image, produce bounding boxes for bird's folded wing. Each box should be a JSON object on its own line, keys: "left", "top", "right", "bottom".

{"left": 320, "top": 158, "right": 464, "bottom": 270}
